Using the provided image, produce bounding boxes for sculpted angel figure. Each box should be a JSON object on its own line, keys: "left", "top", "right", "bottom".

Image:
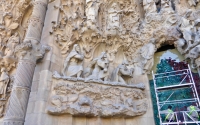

{"left": 62, "top": 44, "right": 84, "bottom": 79}
{"left": 111, "top": 60, "right": 134, "bottom": 84}
{"left": 85, "top": 52, "right": 109, "bottom": 82}
{"left": 0, "top": 68, "right": 9, "bottom": 99}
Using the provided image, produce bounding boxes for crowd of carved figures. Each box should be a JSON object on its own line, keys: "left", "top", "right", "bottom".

{"left": 54, "top": 43, "right": 155, "bottom": 85}
{"left": 50, "top": 0, "right": 200, "bottom": 79}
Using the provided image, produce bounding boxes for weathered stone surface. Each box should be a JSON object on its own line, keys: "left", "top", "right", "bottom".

{"left": 1, "top": 0, "right": 200, "bottom": 125}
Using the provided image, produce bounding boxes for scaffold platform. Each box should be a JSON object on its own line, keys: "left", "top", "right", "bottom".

{"left": 152, "top": 65, "right": 200, "bottom": 125}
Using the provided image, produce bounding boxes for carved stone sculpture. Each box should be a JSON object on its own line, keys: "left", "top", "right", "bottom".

{"left": 134, "top": 38, "right": 156, "bottom": 74}
{"left": 177, "top": 10, "right": 194, "bottom": 53}
{"left": 174, "top": 38, "right": 187, "bottom": 54}
{"left": 0, "top": 68, "right": 9, "bottom": 99}
{"left": 187, "top": 0, "right": 199, "bottom": 7}
{"left": 107, "top": 3, "right": 121, "bottom": 30}
{"left": 47, "top": 81, "right": 147, "bottom": 117}
{"left": 86, "top": 0, "right": 100, "bottom": 25}
{"left": 143, "top": 0, "right": 157, "bottom": 15}
{"left": 111, "top": 60, "right": 133, "bottom": 84}
{"left": 85, "top": 52, "right": 109, "bottom": 82}
{"left": 5, "top": 33, "right": 20, "bottom": 57}
{"left": 4, "top": 0, "right": 200, "bottom": 124}
{"left": 62, "top": 44, "right": 84, "bottom": 79}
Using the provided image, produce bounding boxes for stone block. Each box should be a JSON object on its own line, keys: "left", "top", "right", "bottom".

{"left": 86, "top": 117, "right": 100, "bottom": 125}
{"left": 26, "top": 101, "right": 35, "bottom": 114}
{"left": 34, "top": 101, "right": 47, "bottom": 113}
{"left": 100, "top": 118, "right": 111, "bottom": 125}
{"left": 73, "top": 117, "right": 86, "bottom": 125}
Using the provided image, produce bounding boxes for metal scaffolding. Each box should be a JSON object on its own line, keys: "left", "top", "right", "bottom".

{"left": 152, "top": 65, "right": 200, "bottom": 125}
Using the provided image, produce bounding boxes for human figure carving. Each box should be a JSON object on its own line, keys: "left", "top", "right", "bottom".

{"left": 111, "top": 60, "right": 133, "bottom": 84}
{"left": 143, "top": 0, "right": 157, "bottom": 14}
{"left": 185, "top": 45, "right": 200, "bottom": 68}
{"left": 4, "top": 33, "right": 20, "bottom": 57}
{"left": 85, "top": 0, "right": 99, "bottom": 24}
{"left": 62, "top": 44, "right": 84, "bottom": 79}
{"left": 0, "top": 68, "right": 9, "bottom": 99}
{"left": 107, "top": 3, "right": 121, "bottom": 30}
{"left": 174, "top": 38, "right": 187, "bottom": 54}
{"left": 139, "top": 38, "right": 156, "bottom": 74}
{"left": 85, "top": 52, "right": 109, "bottom": 82}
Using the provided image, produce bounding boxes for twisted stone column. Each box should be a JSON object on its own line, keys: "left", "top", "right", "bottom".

{"left": 3, "top": 60, "right": 36, "bottom": 125}
{"left": 3, "top": 0, "right": 48, "bottom": 124}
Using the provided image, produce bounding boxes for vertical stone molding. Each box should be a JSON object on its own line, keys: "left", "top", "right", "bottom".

{"left": 3, "top": 60, "right": 36, "bottom": 125}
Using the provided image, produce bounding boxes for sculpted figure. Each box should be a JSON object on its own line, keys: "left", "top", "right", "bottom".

{"left": 107, "top": 3, "right": 120, "bottom": 30}
{"left": 4, "top": 33, "right": 20, "bottom": 57}
{"left": 160, "top": 0, "right": 174, "bottom": 13}
{"left": 140, "top": 38, "right": 156, "bottom": 74}
{"left": 178, "top": 10, "right": 194, "bottom": 53}
{"left": 85, "top": 52, "right": 109, "bottom": 82}
{"left": 111, "top": 60, "right": 133, "bottom": 84}
{"left": 187, "top": 0, "right": 199, "bottom": 6}
{"left": 185, "top": 45, "right": 200, "bottom": 68}
{"left": 174, "top": 38, "right": 187, "bottom": 54}
{"left": 0, "top": 68, "right": 9, "bottom": 99}
{"left": 62, "top": 44, "right": 84, "bottom": 79}
{"left": 143, "top": 0, "right": 157, "bottom": 14}
{"left": 85, "top": 0, "right": 99, "bottom": 24}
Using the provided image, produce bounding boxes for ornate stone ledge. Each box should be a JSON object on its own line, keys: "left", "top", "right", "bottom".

{"left": 47, "top": 73, "right": 148, "bottom": 117}
{"left": 53, "top": 71, "right": 145, "bottom": 90}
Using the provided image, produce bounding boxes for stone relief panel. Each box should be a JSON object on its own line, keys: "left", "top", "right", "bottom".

{"left": 46, "top": 0, "right": 178, "bottom": 118}
{"left": 47, "top": 80, "right": 147, "bottom": 117}
{"left": 1, "top": 0, "right": 200, "bottom": 123}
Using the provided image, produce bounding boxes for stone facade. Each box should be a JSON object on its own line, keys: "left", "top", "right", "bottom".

{"left": 0, "top": 0, "right": 200, "bottom": 125}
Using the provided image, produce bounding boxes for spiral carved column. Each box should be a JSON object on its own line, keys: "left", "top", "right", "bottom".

{"left": 3, "top": 0, "right": 48, "bottom": 124}
{"left": 3, "top": 60, "right": 36, "bottom": 125}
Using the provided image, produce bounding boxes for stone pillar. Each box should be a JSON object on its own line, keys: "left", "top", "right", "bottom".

{"left": 3, "top": 60, "right": 36, "bottom": 125}
{"left": 26, "top": 0, "right": 48, "bottom": 41}
{"left": 3, "top": 0, "right": 48, "bottom": 125}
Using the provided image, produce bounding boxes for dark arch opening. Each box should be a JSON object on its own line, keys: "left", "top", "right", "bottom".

{"left": 156, "top": 44, "right": 175, "bottom": 53}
